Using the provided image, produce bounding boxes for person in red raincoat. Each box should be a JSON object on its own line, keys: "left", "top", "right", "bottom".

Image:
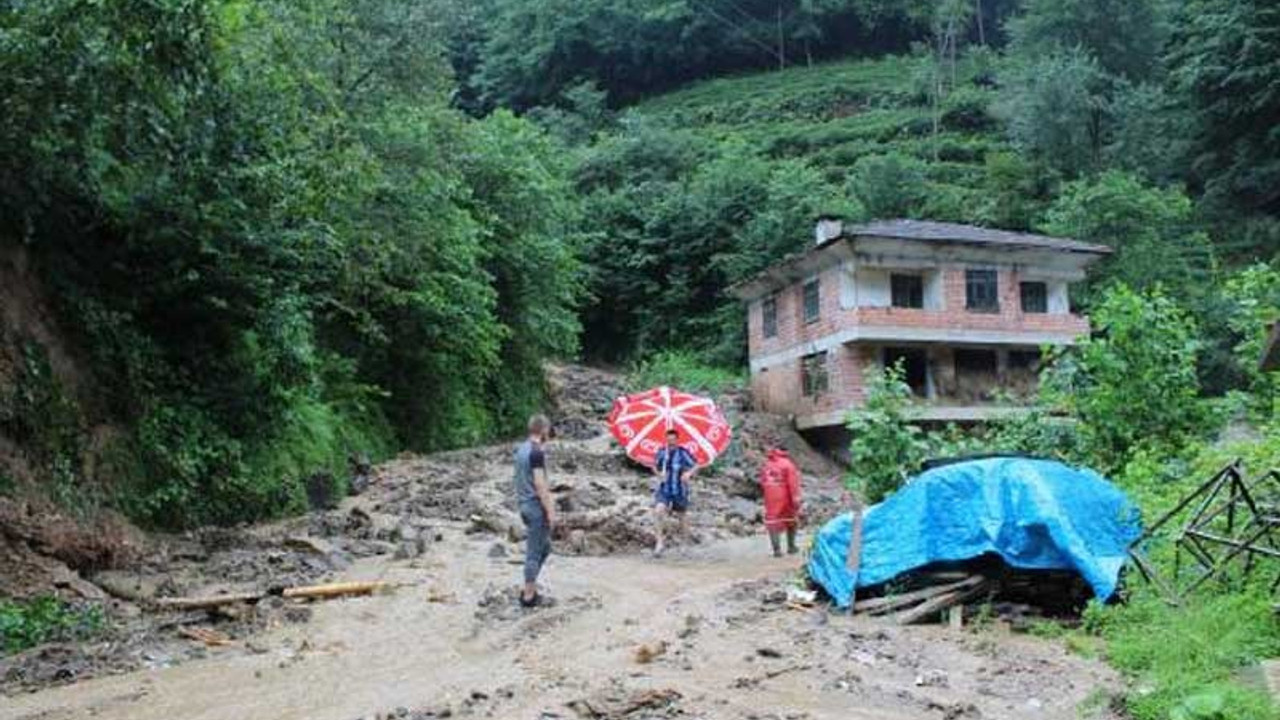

{"left": 760, "top": 447, "right": 802, "bottom": 556}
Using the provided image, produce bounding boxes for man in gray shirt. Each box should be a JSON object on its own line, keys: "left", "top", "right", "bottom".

{"left": 514, "top": 414, "right": 557, "bottom": 607}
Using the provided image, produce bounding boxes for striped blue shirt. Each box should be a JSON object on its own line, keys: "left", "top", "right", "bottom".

{"left": 655, "top": 445, "right": 696, "bottom": 499}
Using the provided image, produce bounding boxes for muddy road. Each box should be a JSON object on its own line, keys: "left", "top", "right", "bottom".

{"left": 4, "top": 534, "right": 1118, "bottom": 720}
{"left": 2, "top": 366, "right": 1121, "bottom": 719}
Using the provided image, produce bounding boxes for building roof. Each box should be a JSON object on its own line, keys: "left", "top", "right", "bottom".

{"left": 845, "top": 219, "right": 1113, "bottom": 255}
{"left": 727, "top": 219, "right": 1111, "bottom": 300}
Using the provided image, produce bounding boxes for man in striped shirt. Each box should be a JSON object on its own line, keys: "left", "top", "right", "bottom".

{"left": 651, "top": 429, "right": 697, "bottom": 557}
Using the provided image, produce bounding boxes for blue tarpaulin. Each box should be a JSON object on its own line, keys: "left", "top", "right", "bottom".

{"left": 808, "top": 457, "right": 1142, "bottom": 607}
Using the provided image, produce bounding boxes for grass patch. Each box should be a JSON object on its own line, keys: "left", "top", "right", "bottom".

{"left": 1083, "top": 592, "right": 1280, "bottom": 720}
{"left": 0, "top": 597, "right": 105, "bottom": 655}
{"left": 628, "top": 350, "right": 744, "bottom": 396}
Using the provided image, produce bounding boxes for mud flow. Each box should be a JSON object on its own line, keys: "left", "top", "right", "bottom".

{"left": 1, "top": 366, "right": 1120, "bottom": 720}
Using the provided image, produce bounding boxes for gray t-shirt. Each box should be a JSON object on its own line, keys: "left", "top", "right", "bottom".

{"left": 513, "top": 439, "right": 546, "bottom": 509}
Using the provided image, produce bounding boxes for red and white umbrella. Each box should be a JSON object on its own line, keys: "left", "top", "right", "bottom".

{"left": 607, "top": 386, "right": 732, "bottom": 468}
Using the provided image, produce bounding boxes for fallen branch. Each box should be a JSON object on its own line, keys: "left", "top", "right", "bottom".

{"left": 153, "top": 592, "right": 262, "bottom": 611}
{"left": 281, "top": 580, "right": 389, "bottom": 600}
{"left": 153, "top": 581, "right": 393, "bottom": 611}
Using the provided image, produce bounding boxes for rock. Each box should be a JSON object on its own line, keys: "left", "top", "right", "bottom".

{"left": 727, "top": 498, "right": 761, "bottom": 523}
{"left": 393, "top": 541, "right": 421, "bottom": 560}
{"left": 757, "top": 647, "right": 783, "bottom": 659}
{"left": 93, "top": 570, "right": 161, "bottom": 603}
{"left": 762, "top": 588, "right": 788, "bottom": 605}
{"left": 568, "top": 529, "right": 587, "bottom": 553}
{"left": 284, "top": 536, "right": 336, "bottom": 556}
{"left": 325, "top": 550, "right": 353, "bottom": 571}
{"left": 488, "top": 543, "right": 508, "bottom": 558}
{"left": 284, "top": 606, "right": 313, "bottom": 624}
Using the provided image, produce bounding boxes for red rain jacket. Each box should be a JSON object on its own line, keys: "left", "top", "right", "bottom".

{"left": 760, "top": 448, "right": 802, "bottom": 532}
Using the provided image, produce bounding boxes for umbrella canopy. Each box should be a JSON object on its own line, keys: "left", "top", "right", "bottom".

{"left": 607, "top": 386, "right": 732, "bottom": 467}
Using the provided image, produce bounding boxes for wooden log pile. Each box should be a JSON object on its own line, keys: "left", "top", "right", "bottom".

{"left": 848, "top": 563, "right": 1092, "bottom": 626}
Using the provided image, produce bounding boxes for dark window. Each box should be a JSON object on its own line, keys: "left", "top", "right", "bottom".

{"left": 954, "top": 349, "right": 999, "bottom": 375}
{"left": 803, "top": 279, "right": 821, "bottom": 323}
{"left": 801, "top": 352, "right": 829, "bottom": 397}
{"left": 965, "top": 269, "right": 999, "bottom": 313}
{"left": 1020, "top": 281, "right": 1048, "bottom": 314}
{"left": 884, "top": 347, "right": 928, "bottom": 397}
{"left": 1009, "top": 349, "right": 1041, "bottom": 371}
{"left": 762, "top": 295, "right": 778, "bottom": 338}
{"left": 890, "top": 274, "right": 924, "bottom": 309}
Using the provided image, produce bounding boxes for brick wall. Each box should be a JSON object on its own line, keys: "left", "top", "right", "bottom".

{"left": 751, "top": 339, "right": 871, "bottom": 417}
{"left": 747, "top": 264, "right": 846, "bottom": 361}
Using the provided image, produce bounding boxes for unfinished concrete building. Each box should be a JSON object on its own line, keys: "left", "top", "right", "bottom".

{"left": 730, "top": 219, "right": 1111, "bottom": 435}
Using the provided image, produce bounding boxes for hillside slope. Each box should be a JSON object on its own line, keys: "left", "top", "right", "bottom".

{"left": 628, "top": 55, "right": 1020, "bottom": 223}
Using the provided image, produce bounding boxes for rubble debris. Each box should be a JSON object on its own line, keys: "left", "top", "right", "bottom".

{"left": 177, "top": 627, "right": 232, "bottom": 647}
{"left": 633, "top": 641, "right": 668, "bottom": 664}
{"left": 567, "top": 686, "right": 682, "bottom": 719}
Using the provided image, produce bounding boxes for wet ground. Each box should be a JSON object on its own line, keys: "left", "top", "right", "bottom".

{"left": 0, "top": 365, "right": 1122, "bottom": 719}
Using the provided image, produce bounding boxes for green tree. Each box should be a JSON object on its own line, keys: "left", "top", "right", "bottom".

{"left": 996, "top": 49, "right": 1111, "bottom": 177}
{"left": 845, "top": 362, "right": 926, "bottom": 503}
{"left": 1045, "top": 285, "right": 1209, "bottom": 470}
{"left": 1168, "top": 0, "right": 1280, "bottom": 216}
{"left": 1005, "top": 0, "right": 1169, "bottom": 80}
{"left": 1105, "top": 83, "right": 1194, "bottom": 185}
{"left": 1038, "top": 170, "right": 1215, "bottom": 300}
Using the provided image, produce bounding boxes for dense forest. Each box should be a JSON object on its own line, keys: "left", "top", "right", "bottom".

{"left": 2, "top": 0, "right": 1279, "bottom": 529}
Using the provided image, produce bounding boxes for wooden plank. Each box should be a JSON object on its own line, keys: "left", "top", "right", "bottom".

{"left": 845, "top": 496, "right": 865, "bottom": 610}
{"left": 281, "top": 580, "right": 388, "bottom": 600}
{"left": 895, "top": 579, "right": 990, "bottom": 625}
{"left": 855, "top": 575, "right": 985, "bottom": 616}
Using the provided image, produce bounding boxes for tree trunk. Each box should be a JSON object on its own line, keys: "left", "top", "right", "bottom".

{"left": 777, "top": 4, "right": 787, "bottom": 70}
{"left": 975, "top": 0, "right": 986, "bottom": 46}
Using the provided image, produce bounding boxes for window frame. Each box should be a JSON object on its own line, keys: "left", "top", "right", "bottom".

{"left": 1019, "top": 281, "right": 1048, "bottom": 314}
{"left": 889, "top": 273, "right": 925, "bottom": 309}
{"left": 801, "top": 351, "right": 829, "bottom": 397}
{"left": 965, "top": 269, "right": 1000, "bottom": 314}
{"left": 802, "top": 278, "right": 821, "bottom": 324}
{"left": 762, "top": 294, "right": 779, "bottom": 338}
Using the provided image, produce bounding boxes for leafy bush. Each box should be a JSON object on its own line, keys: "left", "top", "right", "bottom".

{"left": 629, "top": 351, "right": 744, "bottom": 396}
{"left": 1222, "top": 264, "right": 1280, "bottom": 417}
{"left": 848, "top": 152, "right": 928, "bottom": 218}
{"left": 0, "top": 598, "right": 105, "bottom": 656}
{"left": 845, "top": 362, "right": 926, "bottom": 503}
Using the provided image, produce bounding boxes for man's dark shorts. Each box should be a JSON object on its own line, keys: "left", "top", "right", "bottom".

{"left": 654, "top": 486, "right": 689, "bottom": 513}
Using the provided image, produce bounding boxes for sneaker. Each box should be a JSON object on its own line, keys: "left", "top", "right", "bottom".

{"left": 519, "top": 592, "right": 541, "bottom": 608}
